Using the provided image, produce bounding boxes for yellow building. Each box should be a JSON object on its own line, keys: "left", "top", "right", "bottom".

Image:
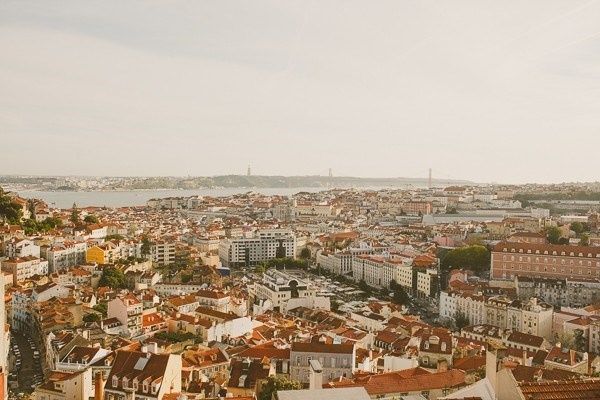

{"left": 86, "top": 245, "right": 107, "bottom": 264}
{"left": 86, "top": 242, "right": 118, "bottom": 264}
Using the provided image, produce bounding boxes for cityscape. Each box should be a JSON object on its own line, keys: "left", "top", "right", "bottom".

{"left": 2, "top": 182, "right": 600, "bottom": 400}
{"left": 3, "top": 1, "right": 600, "bottom": 400}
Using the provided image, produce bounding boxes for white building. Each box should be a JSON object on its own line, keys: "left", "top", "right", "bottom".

{"left": 104, "top": 350, "right": 182, "bottom": 400}
{"left": 316, "top": 251, "right": 353, "bottom": 276}
{"left": 33, "top": 369, "right": 93, "bottom": 400}
{"left": 2, "top": 256, "right": 49, "bottom": 284}
{"left": 352, "top": 254, "right": 412, "bottom": 289}
{"left": 41, "top": 241, "right": 87, "bottom": 272}
{"left": 107, "top": 294, "right": 143, "bottom": 338}
{"left": 5, "top": 239, "right": 40, "bottom": 258}
{"left": 249, "top": 269, "right": 320, "bottom": 314}
{"left": 150, "top": 241, "right": 176, "bottom": 266}
{"left": 439, "top": 291, "right": 554, "bottom": 340}
{"left": 219, "top": 229, "right": 296, "bottom": 268}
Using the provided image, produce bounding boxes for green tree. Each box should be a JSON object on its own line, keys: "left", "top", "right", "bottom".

{"left": 105, "top": 234, "right": 125, "bottom": 241}
{"left": 441, "top": 245, "right": 491, "bottom": 272}
{"left": 98, "top": 267, "right": 127, "bottom": 288}
{"left": 358, "top": 279, "right": 371, "bottom": 293}
{"left": 546, "top": 226, "right": 561, "bottom": 244}
{"left": 154, "top": 331, "right": 199, "bottom": 343}
{"left": 258, "top": 376, "right": 302, "bottom": 400}
{"left": 392, "top": 285, "right": 410, "bottom": 305}
{"left": 70, "top": 203, "right": 80, "bottom": 225}
{"left": 141, "top": 237, "right": 152, "bottom": 256}
{"left": 93, "top": 302, "right": 108, "bottom": 317}
{"left": 455, "top": 310, "right": 470, "bottom": 330}
{"left": 83, "top": 313, "right": 101, "bottom": 323}
{"left": 0, "top": 189, "right": 22, "bottom": 224}
{"left": 22, "top": 217, "right": 63, "bottom": 235}
{"left": 28, "top": 199, "right": 36, "bottom": 220}
{"left": 299, "top": 248, "right": 311, "bottom": 259}
{"left": 580, "top": 234, "right": 590, "bottom": 246}
{"left": 574, "top": 329, "right": 586, "bottom": 352}
{"left": 84, "top": 215, "right": 99, "bottom": 224}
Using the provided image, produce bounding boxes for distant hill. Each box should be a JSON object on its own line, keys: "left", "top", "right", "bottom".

{"left": 119, "top": 175, "right": 473, "bottom": 189}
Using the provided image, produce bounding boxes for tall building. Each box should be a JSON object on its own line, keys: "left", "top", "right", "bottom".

{"left": 219, "top": 229, "right": 296, "bottom": 267}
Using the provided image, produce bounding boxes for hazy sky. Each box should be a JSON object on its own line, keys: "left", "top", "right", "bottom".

{"left": 2, "top": 1, "right": 600, "bottom": 183}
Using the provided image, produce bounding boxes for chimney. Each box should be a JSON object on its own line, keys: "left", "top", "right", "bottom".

{"left": 95, "top": 372, "right": 105, "bottom": 400}
{"left": 485, "top": 342, "right": 506, "bottom": 396}
{"left": 309, "top": 360, "right": 323, "bottom": 390}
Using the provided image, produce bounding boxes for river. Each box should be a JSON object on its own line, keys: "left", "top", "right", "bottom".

{"left": 16, "top": 187, "right": 342, "bottom": 208}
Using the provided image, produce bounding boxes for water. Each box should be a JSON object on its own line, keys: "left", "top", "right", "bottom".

{"left": 16, "top": 187, "right": 335, "bottom": 208}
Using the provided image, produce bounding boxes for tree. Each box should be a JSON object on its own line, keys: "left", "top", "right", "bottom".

{"left": 27, "top": 199, "right": 36, "bottom": 220}
{"left": 105, "top": 234, "right": 125, "bottom": 241}
{"left": 574, "top": 329, "right": 586, "bottom": 352}
{"left": 84, "top": 215, "right": 99, "bottom": 224}
{"left": 580, "top": 234, "right": 590, "bottom": 246}
{"left": 141, "top": 237, "right": 152, "bottom": 256}
{"left": 70, "top": 203, "right": 80, "bottom": 225}
{"left": 299, "top": 248, "right": 311, "bottom": 259}
{"left": 441, "top": 245, "right": 491, "bottom": 273}
{"left": 392, "top": 285, "right": 410, "bottom": 305}
{"left": 0, "top": 189, "right": 22, "bottom": 224}
{"left": 98, "top": 267, "right": 127, "bottom": 289}
{"left": 258, "top": 376, "right": 302, "bottom": 400}
{"left": 93, "top": 302, "right": 108, "bottom": 317}
{"left": 358, "top": 279, "right": 371, "bottom": 293}
{"left": 21, "top": 217, "right": 62, "bottom": 235}
{"left": 83, "top": 313, "right": 101, "bottom": 323}
{"left": 571, "top": 222, "right": 584, "bottom": 235}
{"left": 154, "top": 331, "right": 198, "bottom": 343}
{"left": 455, "top": 310, "right": 470, "bottom": 330}
{"left": 546, "top": 226, "right": 562, "bottom": 244}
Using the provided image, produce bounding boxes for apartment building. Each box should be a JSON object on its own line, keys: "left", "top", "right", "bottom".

{"left": 439, "top": 292, "right": 554, "bottom": 340}
{"left": 2, "top": 256, "right": 49, "bottom": 284}
{"left": 491, "top": 241, "right": 600, "bottom": 280}
{"left": 399, "top": 201, "right": 432, "bottom": 216}
{"left": 4, "top": 238, "right": 40, "bottom": 258}
{"left": 219, "top": 229, "right": 296, "bottom": 268}
{"left": 290, "top": 342, "right": 355, "bottom": 384}
{"left": 33, "top": 369, "right": 93, "bottom": 400}
{"left": 352, "top": 254, "right": 410, "bottom": 289}
{"left": 107, "top": 294, "right": 143, "bottom": 338}
{"left": 515, "top": 276, "right": 600, "bottom": 308}
{"left": 86, "top": 242, "right": 120, "bottom": 264}
{"left": 151, "top": 241, "right": 176, "bottom": 266}
{"left": 104, "top": 351, "right": 182, "bottom": 400}
{"left": 41, "top": 241, "right": 87, "bottom": 272}
{"left": 316, "top": 251, "right": 353, "bottom": 275}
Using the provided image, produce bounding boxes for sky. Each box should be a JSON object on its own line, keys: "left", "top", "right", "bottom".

{"left": 1, "top": 1, "right": 600, "bottom": 184}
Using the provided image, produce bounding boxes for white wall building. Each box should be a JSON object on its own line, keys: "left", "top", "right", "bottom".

{"left": 219, "top": 229, "right": 296, "bottom": 267}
